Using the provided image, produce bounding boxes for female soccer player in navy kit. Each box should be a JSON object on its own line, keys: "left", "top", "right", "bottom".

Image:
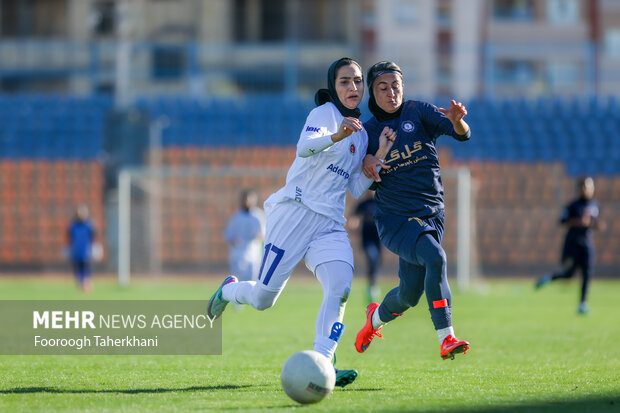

{"left": 354, "top": 61, "right": 471, "bottom": 360}
{"left": 207, "top": 58, "right": 395, "bottom": 386}
{"left": 536, "top": 177, "right": 605, "bottom": 314}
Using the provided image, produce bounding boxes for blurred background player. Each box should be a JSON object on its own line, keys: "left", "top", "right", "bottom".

{"left": 224, "top": 189, "right": 265, "bottom": 282}
{"left": 536, "top": 177, "right": 606, "bottom": 314}
{"left": 348, "top": 192, "right": 382, "bottom": 304}
{"left": 208, "top": 57, "right": 395, "bottom": 388}
{"left": 66, "top": 204, "right": 96, "bottom": 293}
{"left": 355, "top": 61, "right": 471, "bottom": 361}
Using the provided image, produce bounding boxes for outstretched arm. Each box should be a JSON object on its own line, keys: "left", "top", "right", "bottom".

{"left": 438, "top": 99, "right": 470, "bottom": 138}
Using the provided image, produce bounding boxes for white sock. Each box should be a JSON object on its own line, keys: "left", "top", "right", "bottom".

{"left": 371, "top": 307, "right": 385, "bottom": 330}
{"left": 437, "top": 326, "right": 454, "bottom": 344}
{"left": 223, "top": 281, "right": 281, "bottom": 311}
{"left": 313, "top": 335, "right": 338, "bottom": 361}
{"left": 313, "top": 261, "right": 353, "bottom": 361}
{"left": 222, "top": 281, "right": 255, "bottom": 305}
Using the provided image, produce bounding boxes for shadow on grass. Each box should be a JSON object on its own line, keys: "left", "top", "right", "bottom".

{"left": 340, "top": 387, "right": 384, "bottom": 392}
{"left": 432, "top": 396, "right": 618, "bottom": 413}
{"left": 217, "top": 405, "right": 300, "bottom": 411}
{"left": 0, "top": 384, "right": 252, "bottom": 394}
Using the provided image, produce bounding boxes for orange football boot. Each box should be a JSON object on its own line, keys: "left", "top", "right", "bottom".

{"left": 355, "top": 303, "right": 383, "bottom": 353}
{"left": 440, "top": 335, "right": 470, "bottom": 360}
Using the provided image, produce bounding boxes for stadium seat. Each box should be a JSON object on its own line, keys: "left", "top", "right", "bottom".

{"left": 2, "top": 94, "right": 620, "bottom": 272}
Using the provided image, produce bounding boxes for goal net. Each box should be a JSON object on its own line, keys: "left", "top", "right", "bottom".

{"left": 117, "top": 165, "right": 478, "bottom": 289}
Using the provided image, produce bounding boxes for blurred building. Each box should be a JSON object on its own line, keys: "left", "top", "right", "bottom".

{"left": 481, "top": 0, "right": 620, "bottom": 98}
{"left": 364, "top": 0, "right": 620, "bottom": 99}
{"left": 0, "top": 0, "right": 362, "bottom": 100}
{"left": 1, "top": 0, "right": 619, "bottom": 100}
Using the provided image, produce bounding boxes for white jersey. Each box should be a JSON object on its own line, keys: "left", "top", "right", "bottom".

{"left": 265, "top": 102, "right": 373, "bottom": 225}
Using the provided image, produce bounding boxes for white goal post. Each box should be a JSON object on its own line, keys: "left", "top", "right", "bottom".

{"left": 117, "top": 165, "right": 476, "bottom": 289}
{"left": 451, "top": 167, "right": 473, "bottom": 290}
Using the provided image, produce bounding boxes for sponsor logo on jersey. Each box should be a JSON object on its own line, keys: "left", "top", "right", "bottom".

{"left": 385, "top": 141, "right": 422, "bottom": 164}
{"left": 326, "top": 164, "right": 350, "bottom": 179}
{"left": 350, "top": 144, "right": 356, "bottom": 154}
{"left": 408, "top": 216, "right": 425, "bottom": 226}
{"left": 401, "top": 120, "right": 415, "bottom": 133}
{"left": 295, "top": 186, "right": 302, "bottom": 202}
{"left": 306, "top": 126, "right": 321, "bottom": 133}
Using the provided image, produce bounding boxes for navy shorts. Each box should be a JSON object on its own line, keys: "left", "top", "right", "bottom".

{"left": 561, "top": 241, "right": 594, "bottom": 270}
{"left": 375, "top": 209, "right": 445, "bottom": 265}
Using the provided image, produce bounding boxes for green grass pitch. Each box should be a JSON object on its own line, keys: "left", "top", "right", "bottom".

{"left": 0, "top": 275, "right": 619, "bottom": 412}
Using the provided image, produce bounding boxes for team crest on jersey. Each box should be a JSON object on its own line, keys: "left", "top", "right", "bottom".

{"left": 401, "top": 120, "right": 415, "bottom": 133}
{"left": 350, "top": 144, "right": 356, "bottom": 154}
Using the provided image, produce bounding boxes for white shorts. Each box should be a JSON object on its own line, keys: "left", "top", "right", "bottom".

{"left": 258, "top": 200, "right": 354, "bottom": 292}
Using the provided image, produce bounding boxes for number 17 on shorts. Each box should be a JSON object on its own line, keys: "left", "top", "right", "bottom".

{"left": 257, "top": 243, "right": 286, "bottom": 287}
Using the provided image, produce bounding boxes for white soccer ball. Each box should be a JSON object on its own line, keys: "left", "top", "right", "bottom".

{"left": 280, "top": 350, "right": 336, "bottom": 404}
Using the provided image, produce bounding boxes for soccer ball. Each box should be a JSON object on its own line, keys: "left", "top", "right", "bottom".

{"left": 280, "top": 350, "right": 336, "bottom": 404}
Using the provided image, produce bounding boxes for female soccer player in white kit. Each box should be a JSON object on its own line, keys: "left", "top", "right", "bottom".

{"left": 207, "top": 57, "right": 395, "bottom": 387}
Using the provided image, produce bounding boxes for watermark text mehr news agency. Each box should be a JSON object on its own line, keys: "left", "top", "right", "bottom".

{"left": 33, "top": 311, "right": 216, "bottom": 329}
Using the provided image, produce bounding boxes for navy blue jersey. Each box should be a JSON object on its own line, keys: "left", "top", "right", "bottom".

{"left": 364, "top": 100, "right": 469, "bottom": 217}
{"left": 68, "top": 219, "right": 95, "bottom": 260}
{"left": 354, "top": 198, "right": 380, "bottom": 245}
{"left": 561, "top": 198, "right": 599, "bottom": 248}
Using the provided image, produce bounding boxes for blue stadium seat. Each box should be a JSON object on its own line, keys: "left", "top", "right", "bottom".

{"left": 3, "top": 94, "right": 619, "bottom": 177}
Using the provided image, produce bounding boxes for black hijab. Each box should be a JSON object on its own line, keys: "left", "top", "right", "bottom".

{"left": 314, "top": 57, "right": 362, "bottom": 119}
{"left": 367, "top": 61, "right": 404, "bottom": 122}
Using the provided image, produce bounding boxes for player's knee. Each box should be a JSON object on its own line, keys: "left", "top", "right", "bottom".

{"left": 427, "top": 247, "right": 447, "bottom": 275}
{"left": 317, "top": 261, "right": 353, "bottom": 298}
{"left": 252, "top": 289, "right": 278, "bottom": 311}
{"left": 336, "top": 286, "right": 350, "bottom": 305}
{"left": 252, "top": 297, "right": 276, "bottom": 311}
{"left": 331, "top": 274, "right": 352, "bottom": 295}
{"left": 399, "top": 289, "right": 423, "bottom": 308}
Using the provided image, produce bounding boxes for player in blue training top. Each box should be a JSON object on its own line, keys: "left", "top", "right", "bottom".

{"left": 536, "top": 177, "right": 605, "bottom": 314}
{"left": 354, "top": 61, "right": 471, "bottom": 360}
{"left": 66, "top": 204, "right": 96, "bottom": 293}
{"left": 224, "top": 189, "right": 265, "bottom": 282}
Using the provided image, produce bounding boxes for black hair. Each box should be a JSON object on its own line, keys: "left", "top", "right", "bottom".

{"left": 240, "top": 189, "right": 257, "bottom": 211}
{"left": 314, "top": 57, "right": 362, "bottom": 119}
{"left": 366, "top": 61, "right": 404, "bottom": 122}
